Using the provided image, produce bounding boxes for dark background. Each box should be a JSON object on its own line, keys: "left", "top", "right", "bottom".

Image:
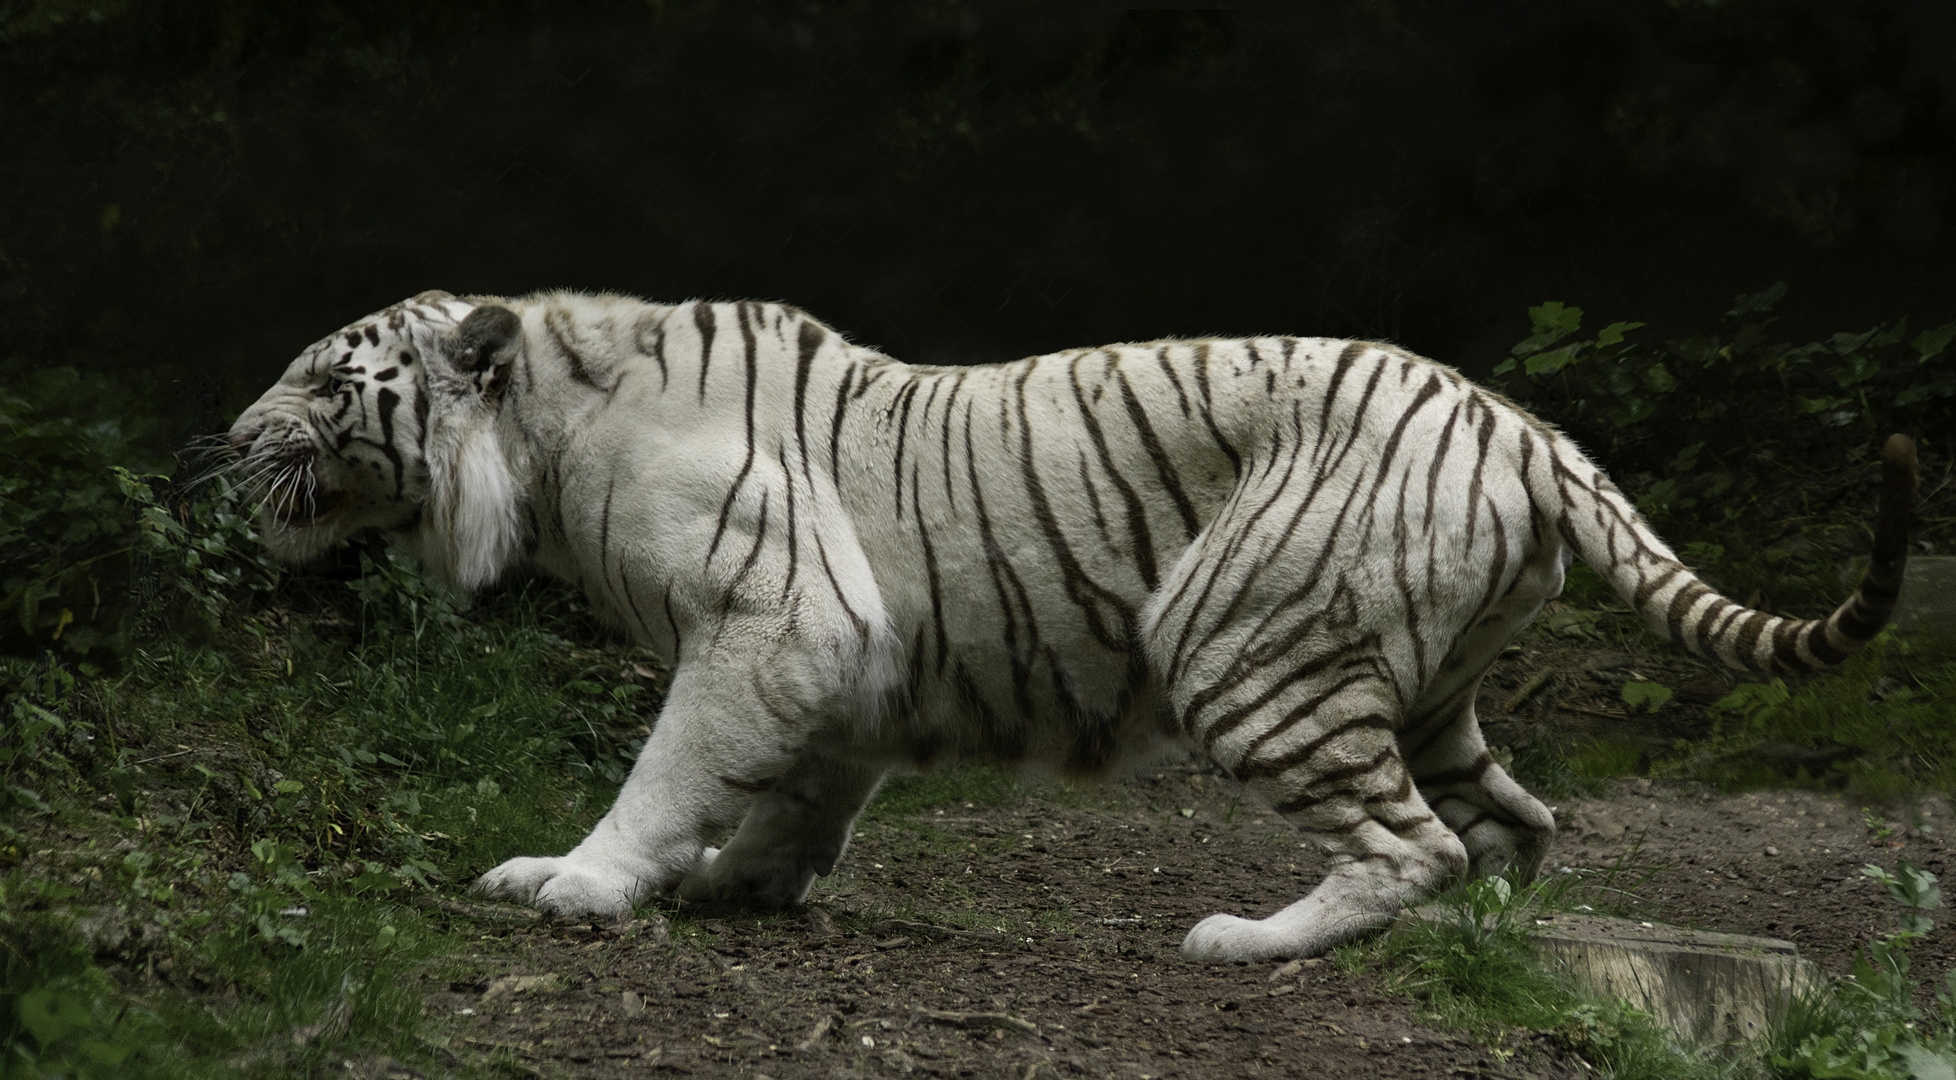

{"left": 5, "top": 0, "right": 1953, "bottom": 446}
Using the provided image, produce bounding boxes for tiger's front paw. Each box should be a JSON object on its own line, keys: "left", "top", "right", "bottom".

{"left": 1181, "top": 913, "right": 1293, "bottom": 963}
{"left": 475, "top": 855, "right": 646, "bottom": 917}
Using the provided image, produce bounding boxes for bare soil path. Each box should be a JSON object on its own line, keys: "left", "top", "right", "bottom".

{"left": 411, "top": 754, "right": 1954, "bottom": 1080}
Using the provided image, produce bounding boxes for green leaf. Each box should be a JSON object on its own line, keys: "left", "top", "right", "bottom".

{"left": 1511, "top": 301, "right": 1583, "bottom": 357}
{"left": 1727, "top": 281, "right": 1787, "bottom": 319}
{"left": 1831, "top": 328, "right": 1878, "bottom": 356}
{"left": 1621, "top": 681, "right": 1673, "bottom": 713}
{"left": 16, "top": 988, "right": 95, "bottom": 1047}
{"left": 1640, "top": 362, "right": 1677, "bottom": 394}
{"left": 1915, "top": 320, "right": 1956, "bottom": 363}
{"left": 1897, "top": 1043, "right": 1956, "bottom": 1080}
{"left": 77, "top": 1037, "right": 135, "bottom": 1066}
{"left": 1595, "top": 321, "right": 1644, "bottom": 347}
{"left": 1523, "top": 344, "right": 1582, "bottom": 376}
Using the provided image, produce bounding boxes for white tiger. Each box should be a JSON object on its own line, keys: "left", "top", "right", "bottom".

{"left": 226, "top": 290, "right": 1915, "bottom": 961}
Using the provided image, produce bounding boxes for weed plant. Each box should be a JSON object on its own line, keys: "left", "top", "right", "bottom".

{"left": 1363, "top": 876, "right": 1731, "bottom": 1079}
{"left": 1767, "top": 861, "right": 1956, "bottom": 1079}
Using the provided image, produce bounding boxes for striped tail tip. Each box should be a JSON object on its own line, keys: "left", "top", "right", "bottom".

{"left": 1771, "top": 433, "right": 1917, "bottom": 671}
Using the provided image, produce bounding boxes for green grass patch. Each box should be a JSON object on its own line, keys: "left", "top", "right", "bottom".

{"left": 1364, "top": 878, "right": 1728, "bottom": 1079}
{"left": 1566, "top": 735, "right": 1650, "bottom": 781}
{"left": 868, "top": 765, "right": 1025, "bottom": 819}
{"left": 2, "top": 518, "right": 648, "bottom": 1073}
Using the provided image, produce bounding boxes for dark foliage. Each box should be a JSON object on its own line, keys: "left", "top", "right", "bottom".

{"left": 3, "top": 0, "right": 1953, "bottom": 455}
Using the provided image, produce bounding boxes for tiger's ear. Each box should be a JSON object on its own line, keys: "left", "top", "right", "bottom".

{"left": 449, "top": 305, "right": 523, "bottom": 376}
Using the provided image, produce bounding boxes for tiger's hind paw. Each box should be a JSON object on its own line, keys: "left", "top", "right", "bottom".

{"left": 475, "top": 855, "right": 644, "bottom": 917}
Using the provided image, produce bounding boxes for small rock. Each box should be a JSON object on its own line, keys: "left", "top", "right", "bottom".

{"left": 1268, "top": 959, "right": 1304, "bottom": 982}
{"left": 1765, "top": 846, "right": 1780, "bottom": 857}
{"left": 620, "top": 990, "right": 645, "bottom": 1017}
{"left": 806, "top": 908, "right": 838, "bottom": 938}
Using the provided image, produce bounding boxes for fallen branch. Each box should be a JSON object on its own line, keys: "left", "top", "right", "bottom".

{"left": 917, "top": 1009, "right": 1039, "bottom": 1037}
{"left": 871, "top": 918, "right": 1004, "bottom": 942}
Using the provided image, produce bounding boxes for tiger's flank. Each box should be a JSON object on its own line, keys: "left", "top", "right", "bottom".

{"left": 223, "top": 291, "right": 1915, "bottom": 962}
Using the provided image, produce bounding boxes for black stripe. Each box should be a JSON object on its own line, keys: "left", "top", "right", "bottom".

{"left": 724, "top": 489, "right": 770, "bottom": 598}
{"left": 794, "top": 319, "right": 825, "bottom": 482}
{"left": 599, "top": 475, "right": 616, "bottom": 575}
{"left": 913, "top": 458, "right": 951, "bottom": 675}
{"left": 1116, "top": 366, "right": 1201, "bottom": 540}
{"left": 1070, "top": 353, "right": 1159, "bottom": 591}
{"left": 1309, "top": 342, "right": 1367, "bottom": 465}
{"left": 781, "top": 447, "right": 800, "bottom": 598}
{"left": 374, "top": 388, "right": 406, "bottom": 498}
{"left": 703, "top": 305, "right": 763, "bottom": 566}
{"left": 660, "top": 584, "right": 682, "bottom": 655}
{"left": 1236, "top": 683, "right": 1388, "bottom": 774}
{"left": 964, "top": 400, "right": 1040, "bottom": 722}
{"left": 1014, "top": 362, "right": 1134, "bottom": 652}
{"left": 1417, "top": 752, "right": 1495, "bottom": 788}
{"left": 546, "top": 308, "right": 603, "bottom": 389}
{"left": 634, "top": 309, "right": 670, "bottom": 391}
{"left": 1190, "top": 342, "right": 1242, "bottom": 476}
{"left": 1273, "top": 749, "right": 1400, "bottom": 815}
{"left": 1154, "top": 344, "right": 1192, "bottom": 417}
{"left": 693, "top": 302, "right": 717, "bottom": 402}
{"left": 891, "top": 376, "right": 923, "bottom": 516}
{"left": 810, "top": 528, "right": 872, "bottom": 641}
{"left": 828, "top": 364, "right": 854, "bottom": 487}
{"left": 621, "top": 567, "right": 651, "bottom": 637}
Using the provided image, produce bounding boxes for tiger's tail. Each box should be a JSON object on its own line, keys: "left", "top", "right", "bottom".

{"left": 1540, "top": 432, "right": 1916, "bottom": 675}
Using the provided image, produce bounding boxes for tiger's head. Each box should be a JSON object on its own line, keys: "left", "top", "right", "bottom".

{"left": 225, "top": 290, "right": 530, "bottom": 589}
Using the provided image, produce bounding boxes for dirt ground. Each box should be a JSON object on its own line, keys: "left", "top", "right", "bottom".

{"left": 405, "top": 630, "right": 1956, "bottom": 1080}
{"left": 411, "top": 768, "right": 1955, "bottom": 1080}
{"left": 416, "top": 762, "right": 1583, "bottom": 1080}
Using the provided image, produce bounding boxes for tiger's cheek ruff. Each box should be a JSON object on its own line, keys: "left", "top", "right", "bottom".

{"left": 237, "top": 291, "right": 1912, "bottom": 961}
{"left": 417, "top": 370, "right": 524, "bottom": 590}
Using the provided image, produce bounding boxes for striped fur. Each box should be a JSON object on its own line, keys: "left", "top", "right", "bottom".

{"left": 227, "top": 290, "right": 1915, "bottom": 961}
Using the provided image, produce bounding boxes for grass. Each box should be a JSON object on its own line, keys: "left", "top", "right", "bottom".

{"left": 1, "top": 539, "right": 649, "bottom": 1076}
{"left": 1347, "top": 877, "right": 1735, "bottom": 1080}
{"left": 867, "top": 765, "right": 1026, "bottom": 820}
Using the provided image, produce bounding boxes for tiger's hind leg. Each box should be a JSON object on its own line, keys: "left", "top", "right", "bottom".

{"left": 1401, "top": 558, "right": 1565, "bottom": 883}
{"left": 1175, "top": 671, "right": 1469, "bottom": 962}
{"left": 1402, "top": 684, "right": 1556, "bottom": 883}
{"left": 676, "top": 752, "right": 885, "bottom": 909}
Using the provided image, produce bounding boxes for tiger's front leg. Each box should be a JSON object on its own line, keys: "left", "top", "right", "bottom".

{"left": 475, "top": 646, "right": 853, "bottom": 917}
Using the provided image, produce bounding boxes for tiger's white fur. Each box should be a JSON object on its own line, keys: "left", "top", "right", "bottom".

{"left": 227, "top": 290, "right": 1913, "bottom": 961}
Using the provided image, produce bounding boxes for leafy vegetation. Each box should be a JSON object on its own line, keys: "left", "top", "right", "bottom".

{"left": 1364, "top": 860, "right": 1956, "bottom": 1079}
{"left": 1357, "top": 876, "right": 1729, "bottom": 1079}
{"left": 2, "top": 369, "right": 657, "bottom": 1074}
{"left": 1768, "top": 861, "right": 1956, "bottom": 1079}
{"left": 1491, "top": 283, "right": 1953, "bottom": 611}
